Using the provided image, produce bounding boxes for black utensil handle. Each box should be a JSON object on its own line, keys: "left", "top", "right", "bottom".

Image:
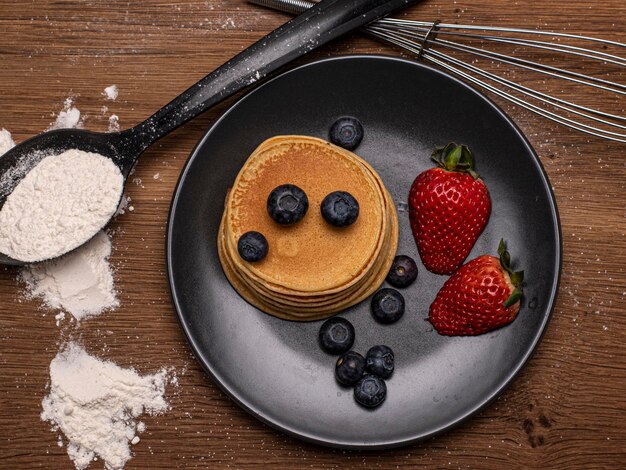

{"left": 127, "top": 0, "right": 420, "bottom": 151}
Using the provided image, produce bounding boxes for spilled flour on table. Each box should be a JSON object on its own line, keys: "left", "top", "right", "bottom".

{"left": 41, "top": 343, "right": 170, "bottom": 470}
{"left": 21, "top": 231, "right": 118, "bottom": 321}
{"left": 108, "top": 114, "right": 120, "bottom": 132}
{"left": 0, "top": 128, "right": 15, "bottom": 155}
{"left": 114, "top": 194, "right": 132, "bottom": 216}
{"left": 49, "top": 97, "right": 83, "bottom": 130}
{"left": 103, "top": 85, "right": 119, "bottom": 101}
{"left": 2, "top": 94, "right": 174, "bottom": 469}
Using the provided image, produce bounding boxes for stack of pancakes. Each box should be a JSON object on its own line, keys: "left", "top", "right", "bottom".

{"left": 218, "top": 136, "right": 398, "bottom": 321}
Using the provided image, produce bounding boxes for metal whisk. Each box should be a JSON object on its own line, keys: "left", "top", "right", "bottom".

{"left": 250, "top": 0, "right": 626, "bottom": 143}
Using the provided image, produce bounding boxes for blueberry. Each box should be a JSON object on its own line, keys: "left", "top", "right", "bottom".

{"left": 318, "top": 317, "right": 355, "bottom": 354}
{"left": 335, "top": 351, "right": 366, "bottom": 386}
{"left": 365, "top": 345, "right": 394, "bottom": 379}
{"left": 321, "top": 191, "right": 359, "bottom": 227}
{"left": 386, "top": 255, "right": 418, "bottom": 288}
{"left": 237, "top": 231, "right": 268, "bottom": 262}
{"left": 354, "top": 375, "right": 387, "bottom": 408}
{"left": 371, "top": 288, "right": 405, "bottom": 324}
{"left": 267, "top": 184, "right": 309, "bottom": 225}
{"left": 329, "top": 117, "right": 364, "bottom": 150}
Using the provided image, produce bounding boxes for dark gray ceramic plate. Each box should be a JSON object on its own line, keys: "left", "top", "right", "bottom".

{"left": 166, "top": 56, "right": 561, "bottom": 449}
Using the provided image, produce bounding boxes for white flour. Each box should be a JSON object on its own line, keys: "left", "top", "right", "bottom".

{"left": 2, "top": 101, "right": 172, "bottom": 468}
{"left": 21, "top": 231, "right": 118, "bottom": 320}
{"left": 0, "top": 128, "right": 15, "bottom": 154}
{"left": 114, "top": 194, "right": 131, "bottom": 216}
{"left": 103, "top": 85, "right": 118, "bottom": 101}
{"left": 41, "top": 343, "right": 169, "bottom": 470}
{"left": 108, "top": 114, "right": 120, "bottom": 133}
{"left": 49, "top": 97, "right": 83, "bottom": 130}
{"left": 0, "top": 149, "right": 124, "bottom": 262}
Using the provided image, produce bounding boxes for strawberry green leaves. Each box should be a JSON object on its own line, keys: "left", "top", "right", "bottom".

{"left": 498, "top": 239, "right": 524, "bottom": 308}
{"left": 431, "top": 142, "right": 479, "bottom": 180}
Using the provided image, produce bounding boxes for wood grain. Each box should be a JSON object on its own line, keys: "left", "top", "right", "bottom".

{"left": 0, "top": 0, "right": 624, "bottom": 469}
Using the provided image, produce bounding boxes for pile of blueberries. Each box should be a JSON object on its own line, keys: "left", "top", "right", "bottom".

{"left": 318, "top": 254, "right": 418, "bottom": 409}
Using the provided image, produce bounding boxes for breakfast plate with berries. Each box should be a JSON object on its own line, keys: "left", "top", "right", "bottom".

{"left": 166, "top": 55, "right": 562, "bottom": 448}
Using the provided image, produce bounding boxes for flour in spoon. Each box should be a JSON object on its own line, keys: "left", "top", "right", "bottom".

{"left": 0, "top": 149, "right": 123, "bottom": 262}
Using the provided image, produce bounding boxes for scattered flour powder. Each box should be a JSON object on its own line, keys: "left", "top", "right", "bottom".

{"left": 21, "top": 231, "right": 118, "bottom": 320}
{"left": 0, "top": 128, "right": 15, "bottom": 154}
{"left": 108, "top": 114, "right": 120, "bottom": 133}
{"left": 0, "top": 149, "right": 124, "bottom": 262}
{"left": 1, "top": 100, "right": 172, "bottom": 469}
{"left": 49, "top": 97, "right": 83, "bottom": 130}
{"left": 41, "top": 343, "right": 169, "bottom": 470}
{"left": 103, "top": 85, "right": 119, "bottom": 101}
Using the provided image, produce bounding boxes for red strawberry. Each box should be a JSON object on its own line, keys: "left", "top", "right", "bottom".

{"left": 429, "top": 239, "right": 524, "bottom": 336}
{"left": 408, "top": 143, "right": 491, "bottom": 275}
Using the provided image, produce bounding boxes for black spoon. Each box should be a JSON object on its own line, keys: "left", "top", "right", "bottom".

{"left": 0, "top": 0, "right": 420, "bottom": 266}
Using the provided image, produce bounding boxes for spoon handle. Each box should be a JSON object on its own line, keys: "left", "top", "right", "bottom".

{"left": 125, "top": 0, "right": 420, "bottom": 153}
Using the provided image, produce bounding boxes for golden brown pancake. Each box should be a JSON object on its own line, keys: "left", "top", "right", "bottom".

{"left": 220, "top": 182, "right": 397, "bottom": 307}
{"left": 218, "top": 135, "right": 399, "bottom": 321}
{"left": 224, "top": 136, "right": 386, "bottom": 293}
{"left": 218, "top": 190, "right": 398, "bottom": 320}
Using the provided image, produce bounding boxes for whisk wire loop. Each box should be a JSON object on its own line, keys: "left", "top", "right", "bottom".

{"left": 249, "top": 0, "right": 626, "bottom": 143}
{"left": 416, "top": 19, "right": 440, "bottom": 59}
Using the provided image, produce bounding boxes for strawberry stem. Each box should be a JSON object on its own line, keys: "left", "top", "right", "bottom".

{"left": 504, "top": 289, "right": 522, "bottom": 308}
{"left": 498, "top": 239, "right": 524, "bottom": 307}
{"left": 431, "top": 143, "right": 480, "bottom": 180}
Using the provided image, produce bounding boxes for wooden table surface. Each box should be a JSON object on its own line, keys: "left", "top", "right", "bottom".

{"left": 1, "top": 1, "right": 624, "bottom": 468}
